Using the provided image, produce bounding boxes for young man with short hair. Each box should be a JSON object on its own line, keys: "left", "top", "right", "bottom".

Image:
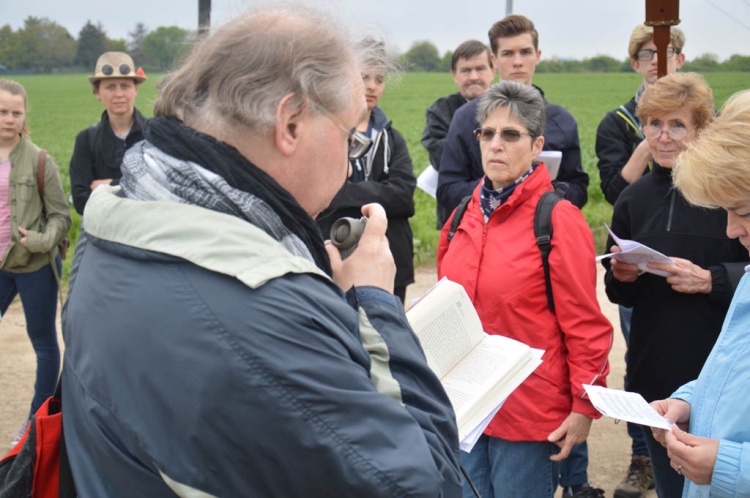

{"left": 436, "top": 15, "right": 589, "bottom": 228}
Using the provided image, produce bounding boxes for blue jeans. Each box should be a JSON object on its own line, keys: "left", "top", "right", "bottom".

{"left": 642, "top": 426, "right": 684, "bottom": 498}
{"left": 559, "top": 441, "right": 588, "bottom": 487}
{"left": 461, "top": 434, "right": 560, "bottom": 498}
{"left": 0, "top": 258, "right": 61, "bottom": 416}
{"left": 620, "top": 305, "right": 649, "bottom": 457}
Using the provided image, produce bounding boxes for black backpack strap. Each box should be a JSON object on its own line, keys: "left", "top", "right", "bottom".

{"left": 534, "top": 189, "right": 564, "bottom": 312}
{"left": 447, "top": 195, "right": 472, "bottom": 242}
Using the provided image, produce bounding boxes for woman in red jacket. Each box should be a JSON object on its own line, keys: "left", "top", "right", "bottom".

{"left": 437, "top": 81, "right": 612, "bottom": 498}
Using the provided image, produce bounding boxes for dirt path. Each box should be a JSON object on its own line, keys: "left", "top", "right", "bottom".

{"left": 0, "top": 265, "right": 653, "bottom": 496}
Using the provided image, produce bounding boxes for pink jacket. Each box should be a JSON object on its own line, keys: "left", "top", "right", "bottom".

{"left": 437, "top": 166, "right": 612, "bottom": 441}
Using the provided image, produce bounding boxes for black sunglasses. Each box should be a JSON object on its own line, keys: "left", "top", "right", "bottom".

{"left": 101, "top": 63, "right": 132, "bottom": 76}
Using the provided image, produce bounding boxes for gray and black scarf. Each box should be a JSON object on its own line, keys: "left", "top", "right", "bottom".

{"left": 119, "top": 118, "right": 332, "bottom": 275}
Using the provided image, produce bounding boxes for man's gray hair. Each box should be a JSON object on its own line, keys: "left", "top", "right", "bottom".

{"left": 154, "top": 6, "right": 367, "bottom": 133}
{"left": 476, "top": 81, "right": 546, "bottom": 139}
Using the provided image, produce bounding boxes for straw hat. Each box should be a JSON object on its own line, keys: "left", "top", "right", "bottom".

{"left": 88, "top": 52, "right": 147, "bottom": 85}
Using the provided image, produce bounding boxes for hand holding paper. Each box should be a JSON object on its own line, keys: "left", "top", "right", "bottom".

{"left": 596, "top": 224, "right": 675, "bottom": 277}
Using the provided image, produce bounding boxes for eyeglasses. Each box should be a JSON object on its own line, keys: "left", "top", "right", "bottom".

{"left": 101, "top": 63, "right": 133, "bottom": 76}
{"left": 636, "top": 47, "right": 678, "bottom": 61}
{"left": 641, "top": 123, "right": 692, "bottom": 141}
{"left": 474, "top": 127, "right": 530, "bottom": 143}
{"left": 319, "top": 109, "right": 373, "bottom": 160}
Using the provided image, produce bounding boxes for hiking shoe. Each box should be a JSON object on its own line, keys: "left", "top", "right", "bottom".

{"left": 564, "top": 483, "right": 606, "bottom": 497}
{"left": 614, "top": 455, "right": 655, "bottom": 498}
{"left": 9, "top": 418, "right": 30, "bottom": 448}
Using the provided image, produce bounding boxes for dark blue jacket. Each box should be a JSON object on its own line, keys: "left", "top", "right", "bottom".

{"left": 62, "top": 186, "right": 462, "bottom": 497}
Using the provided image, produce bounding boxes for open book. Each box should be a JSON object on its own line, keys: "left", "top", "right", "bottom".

{"left": 406, "top": 278, "right": 543, "bottom": 445}
{"left": 596, "top": 224, "right": 675, "bottom": 277}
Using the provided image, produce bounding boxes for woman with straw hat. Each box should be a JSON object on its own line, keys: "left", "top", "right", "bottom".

{"left": 69, "top": 51, "right": 147, "bottom": 215}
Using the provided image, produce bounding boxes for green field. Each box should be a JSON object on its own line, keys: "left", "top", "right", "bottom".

{"left": 11, "top": 72, "right": 750, "bottom": 280}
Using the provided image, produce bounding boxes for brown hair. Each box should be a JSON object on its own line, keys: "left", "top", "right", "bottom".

{"left": 451, "top": 40, "right": 492, "bottom": 72}
{"left": 636, "top": 72, "right": 714, "bottom": 132}
{"left": 0, "top": 79, "right": 30, "bottom": 136}
{"left": 488, "top": 15, "right": 538, "bottom": 55}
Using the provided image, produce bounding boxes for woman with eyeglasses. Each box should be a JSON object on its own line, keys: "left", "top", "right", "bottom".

{"left": 69, "top": 52, "right": 147, "bottom": 215}
{"left": 316, "top": 38, "right": 416, "bottom": 303}
{"left": 437, "top": 81, "right": 612, "bottom": 498}
{"left": 602, "top": 72, "right": 747, "bottom": 498}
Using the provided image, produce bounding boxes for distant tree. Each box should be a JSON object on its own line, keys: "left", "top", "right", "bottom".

{"left": 128, "top": 23, "right": 149, "bottom": 66}
{"left": 439, "top": 50, "right": 453, "bottom": 73}
{"left": 107, "top": 38, "right": 127, "bottom": 52}
{"left": 75, "top": 21, "right": 108, "bottom": 67}
{"left": 724, "top": 54, "right": 750, "bottom": 72}
{"left": 402, "top": 40, "right": 441, "bottom": 72}
{"left": 683, "top": 53, "right": 721, "bottom": 72}
{"left": 584, "top": 55, "right": 623, "bottom": 73}
{"left": 0, "top": 25, "right": 24, "bottom": 69}
{"left": 537, "top": 57, "right": 563, "bottom": 73}
{"left": 142, "top": 26, "right": 191, "bottom": 71}
{"left": 18, "top": 17, "right": 75, "bottom": 72}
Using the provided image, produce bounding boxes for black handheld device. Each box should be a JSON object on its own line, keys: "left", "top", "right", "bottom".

{"left": 330, "top": 217, "right": 367, "bottom": 259}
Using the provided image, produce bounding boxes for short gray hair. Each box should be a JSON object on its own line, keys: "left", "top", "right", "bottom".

{"left": 476, "top": 81, "right": 546, "bottom": 140}
{"left": 154, "top": 6, "right": 367, "bottom": 133}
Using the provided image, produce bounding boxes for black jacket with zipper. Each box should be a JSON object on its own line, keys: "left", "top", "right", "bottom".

{"left": 317, "top": 107, "right": 416, "bottom": 290}
{"left": 603, "top": 163, "right": 747, "bottom": 402}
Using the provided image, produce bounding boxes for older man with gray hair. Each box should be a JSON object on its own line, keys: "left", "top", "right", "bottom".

{"left": 61, "top": 6, "right": 462, "bottom": 497}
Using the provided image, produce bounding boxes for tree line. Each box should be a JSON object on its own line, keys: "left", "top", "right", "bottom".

{"left": 0, "top": 17, "right": 192, "bottom": 73}
{"left": 400, "top": 40, "right": 750, "bottom": 73}
{"left": 2, "top": 19, "right": 749, "bottom": 74}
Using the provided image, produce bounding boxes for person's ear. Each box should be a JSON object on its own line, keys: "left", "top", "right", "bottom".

{"left": 531, "top": 135, "right": 545, "bottom": 157}
{"left": 675, "top": 52, "right": 686, "bottom": 70}
{"left": 631, "top": 59, "right": 640, "bottom": 72}
{"left": 274, "top": 93, "right": 306, "bottom": 157}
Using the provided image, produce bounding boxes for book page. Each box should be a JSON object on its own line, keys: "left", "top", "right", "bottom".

{"left": 441, "top": 336, "right": 533, "bottom": 425}
{"left": 406, "top": 279, "right": 484, "bottom": 377}
{"left": 583, "top": 385, "right": 672, "bottom": 430}
{"left": 596, "top": 224, "right": 675, "bottom": 277}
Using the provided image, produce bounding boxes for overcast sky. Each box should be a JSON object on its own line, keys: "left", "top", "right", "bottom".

{"left": 5, "top": 0, "right": 750, "bottom": 62}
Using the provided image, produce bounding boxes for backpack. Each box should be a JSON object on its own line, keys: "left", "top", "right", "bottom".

{"left": 36, "top": 150, "right": 70, "bottom": 260}
{"left": 0, "top": 382, "right": 76, "bottom": 498}
{"left": 447, "top": 188, "right": 564, "bottom": 311}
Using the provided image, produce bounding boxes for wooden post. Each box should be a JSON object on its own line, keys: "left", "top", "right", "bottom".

{"left": 199, "top": 0, "right": 211, "bottom": 37}
{"left": 645, "top": 0, "right": 680, "bottom": 78}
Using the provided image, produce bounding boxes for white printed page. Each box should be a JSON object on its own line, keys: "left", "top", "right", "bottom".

{"left": 583, "top": 385, "right": 672, "bottom": 430}
{"left": 441, "top": 335, "right": 534, "bottom": 434}
{"left": 596, "top": 224, "right": 675, "bottom": 277}
{"left": 406, "top": 279, "right": 484, "bottom": 377}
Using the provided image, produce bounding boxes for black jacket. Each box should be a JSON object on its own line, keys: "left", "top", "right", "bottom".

{"left": 603, "top": 164, "right": 747, "bottom": 402}
{"left": 421, "top": 92, "right": 468, "bottom": 170}
{"left": 317, "top": 107, "right": 416, "bottom": 290}
{"left": 595, "top": 96, "right": 650, "bottom": 205}
{"left": 69, "top": 109, "right": 146, "bottom": 214}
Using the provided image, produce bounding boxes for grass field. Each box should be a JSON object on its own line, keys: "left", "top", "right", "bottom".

{"left": 11, "top": 72, "right": 750, "bottom": 280}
